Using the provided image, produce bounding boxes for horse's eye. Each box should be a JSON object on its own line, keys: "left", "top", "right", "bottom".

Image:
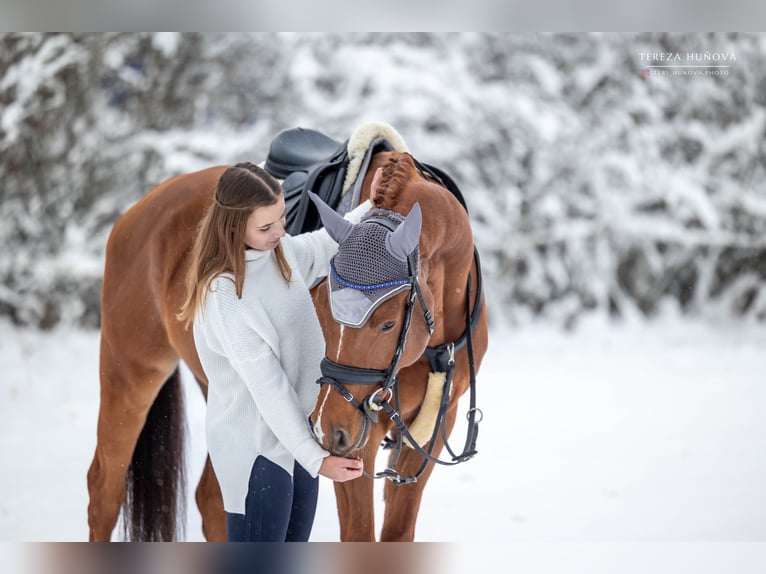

{"left": 380, "top": 321, "right": 396, "bottom": 333}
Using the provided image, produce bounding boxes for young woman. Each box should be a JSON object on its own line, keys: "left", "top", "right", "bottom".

{"left": 178, "top": 162, "right": 370, "bottom": 542}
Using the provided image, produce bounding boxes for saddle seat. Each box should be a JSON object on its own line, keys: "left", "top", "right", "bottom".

{"left": 264, "top": 127, "right": 347, "bottom": 179}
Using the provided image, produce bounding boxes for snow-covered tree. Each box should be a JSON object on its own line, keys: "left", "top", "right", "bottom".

{"left": 1, "top": 33, "right": 765, "bottom": 329}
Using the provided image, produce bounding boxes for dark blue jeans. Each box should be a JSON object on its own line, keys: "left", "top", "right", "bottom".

{"left": 225, "top": 456, "right": 319, "bottom": 542}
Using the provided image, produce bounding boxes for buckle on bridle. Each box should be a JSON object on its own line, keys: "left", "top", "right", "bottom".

{"left": 367, "top": 387, "right": 393, "bottom": 410}
{"left": 361, "top": 387, "right": 393, "bottom": 424}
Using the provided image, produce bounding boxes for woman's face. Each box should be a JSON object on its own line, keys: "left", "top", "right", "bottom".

{"left": 244, "top": 196, "right": 287, "bottom": 251}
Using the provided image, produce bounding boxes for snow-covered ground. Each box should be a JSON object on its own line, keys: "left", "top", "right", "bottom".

{"left": 1, "top": 311, "right": 765, "bottom": 544}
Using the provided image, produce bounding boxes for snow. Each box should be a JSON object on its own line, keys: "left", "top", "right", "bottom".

{"left": 1, "top": 312, "right": 765, "bottom": 544}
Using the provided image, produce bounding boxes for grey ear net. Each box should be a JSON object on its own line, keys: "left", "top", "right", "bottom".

{"left": 386, "top": 203, "right": 422, "bottom": 261}
{"left": 309, "top": 191, "right": 353, "bottom": 244}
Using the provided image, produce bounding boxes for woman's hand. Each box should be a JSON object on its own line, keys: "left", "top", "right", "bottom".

{"left": 318, "top": 455, "right": 364, "bottom": 482}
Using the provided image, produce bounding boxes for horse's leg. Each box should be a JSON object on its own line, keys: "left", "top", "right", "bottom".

{"left": 333, "top": 444, "right": 381, "bottom": 541}
{"left": 188, "top": 377, "right": 225, "bottom": 542}
{"left": 333, "top": 479, "right": 376, "bottom": 541}
{"left": 379, "top": 407, "right": 458, "bottom": 541}
{"left": 87, "top": 340, "right": 178, "bottom": 541}
{"left": 194, "top": 455, "right": 226, "bottom": 541}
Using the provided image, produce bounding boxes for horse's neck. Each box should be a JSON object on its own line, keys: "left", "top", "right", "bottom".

{"left": 428, "top": 244, "right": 475, "bottom": 345}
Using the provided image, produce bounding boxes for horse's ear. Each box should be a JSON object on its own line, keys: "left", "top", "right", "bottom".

{"left": 386, "top": 203, "right": 422, "bottom": 261}
{"left": 309, "top": 191, "right": 354, "bottom": 244}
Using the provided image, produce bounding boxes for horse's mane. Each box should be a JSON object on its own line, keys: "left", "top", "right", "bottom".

{"left": 372, "top": 154, "right": 418, "bottom": 210}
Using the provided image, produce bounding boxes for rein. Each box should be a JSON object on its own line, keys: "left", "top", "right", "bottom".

{"left": 378, "top": 249, "right": 484, "bottom": 485}
{"left": 317, "top": 207, "right": 485, "bottom": 485}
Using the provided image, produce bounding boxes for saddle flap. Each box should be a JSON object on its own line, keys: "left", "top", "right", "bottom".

{"left": 283, "top": 162, "right": 347, "bottom": 235}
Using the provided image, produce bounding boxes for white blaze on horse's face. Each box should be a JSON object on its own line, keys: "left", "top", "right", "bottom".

{"left": 335, "top": 324, "right": 346, "bottom": 362}
{"left": 312, "top": 384, "right": 332, "bottom": 445}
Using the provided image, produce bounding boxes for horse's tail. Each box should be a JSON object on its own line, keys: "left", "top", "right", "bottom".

{"left": 122, "top": 367, "right": 187, "bottom": 541}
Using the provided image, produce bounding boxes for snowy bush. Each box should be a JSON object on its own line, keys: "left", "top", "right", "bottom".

{"left": 1, "top": 33, "right": 765, "bottom": 329}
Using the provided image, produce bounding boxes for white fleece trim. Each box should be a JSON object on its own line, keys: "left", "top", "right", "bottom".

{"left": 342, "top": 121, "right": 409, "bottom": 194}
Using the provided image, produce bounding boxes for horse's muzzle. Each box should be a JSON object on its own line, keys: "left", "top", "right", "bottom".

{"left": 311, "top": 413, "right": 370, "bottom": 457}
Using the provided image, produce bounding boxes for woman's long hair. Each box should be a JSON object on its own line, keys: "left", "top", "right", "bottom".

{"left": 178, "top": 162, "right": 292, "bottom": 328}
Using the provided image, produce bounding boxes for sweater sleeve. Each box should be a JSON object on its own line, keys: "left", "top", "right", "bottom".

{"left": 231, "top": 346, "right": 329, "bottom": 477}
{"left": 343, "top": 198, "right": 372, "bottom": 225}
{"left": 285, "top": 199, "right": 371, "bottom": 286}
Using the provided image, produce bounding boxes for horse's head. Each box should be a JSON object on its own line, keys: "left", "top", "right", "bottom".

{"left": 308, "top": 188, "right": 435, "bottom": 457}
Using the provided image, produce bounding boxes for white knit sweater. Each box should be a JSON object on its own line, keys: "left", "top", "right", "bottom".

{"left": 193, "top": 200, "right": 370, "bottom": 514}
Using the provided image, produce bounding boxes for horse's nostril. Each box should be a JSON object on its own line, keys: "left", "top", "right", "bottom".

{"left": 333, "top": 428, "right": 351, "bottom": 454}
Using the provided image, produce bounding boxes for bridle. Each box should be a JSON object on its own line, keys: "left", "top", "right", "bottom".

{"left": 318, "top": 214, "right": 433, "bottom": 423}
{"left": 316, "top": 211, "right": 484, "bottom": 485}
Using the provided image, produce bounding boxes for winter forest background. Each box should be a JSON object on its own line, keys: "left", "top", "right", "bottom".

{"left": 2, "top": 32, "right": 766, "bottom": 331}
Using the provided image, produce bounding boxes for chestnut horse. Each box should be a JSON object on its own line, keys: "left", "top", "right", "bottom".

{"left": 86, "top": 149, "right": 486, "bottom": 542}
{"left": 308, "top": 152, "right": 488, "bottom": 541}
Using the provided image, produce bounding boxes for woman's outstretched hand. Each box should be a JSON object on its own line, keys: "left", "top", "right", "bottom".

{"left": 319, "top": 455, "right": 364, "bottom": 482}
